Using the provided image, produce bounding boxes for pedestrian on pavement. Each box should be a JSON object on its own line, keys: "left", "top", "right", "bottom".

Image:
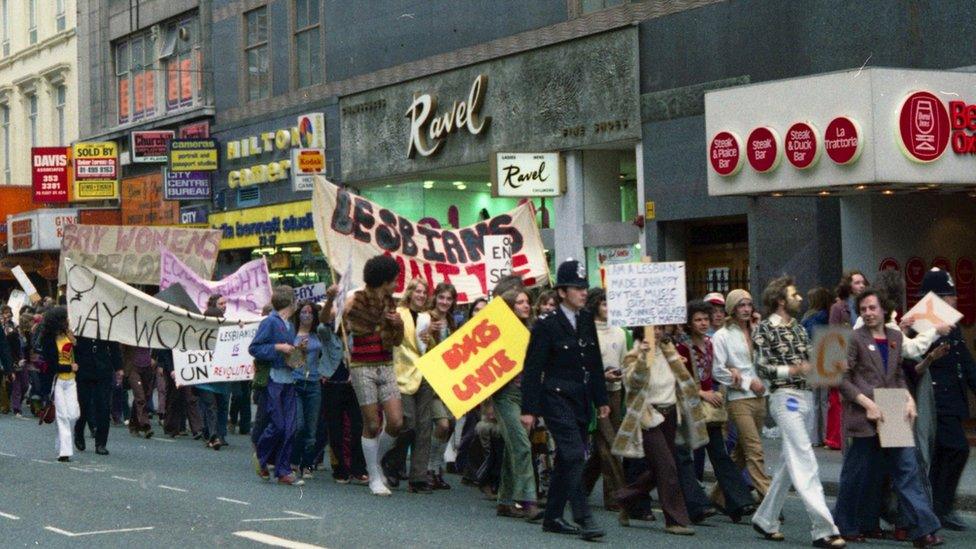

{"left": 916, "top": 267, "right": 976, "bottom": 531}
{"left": 39, "top": 306, "right": 80, "bottom": 463}
{"left": 802, "top": 287, "right": 833, "bottom": 447}
{"left": 677, "top": 300, "right": 756, "bottom": 523}
{"left": 386, "top": 277, "right": 433, "bottom": 492}
{"left": 712, "top": 289, "right": 771, "bottom": 499}
{"left": 826, "top": 270, "right": 869, "bottom": 450}
{"left": 73, "top": 336, "right": 123, "bottom": 456}
{"left": 343, "top": 255, "right": 405, "bottom": 497}
{"left": 251, "top": 285, "right": 304, "bottom": 486}
{"left": 317, "top": 282, "right": 368, "bottom": 485}
{"left": 415, "top": 282, "right": 458, "bottom": 491}
{"left": 581, "top": 288, "right": 627, "bottom": 511}
{"left": 750, "top": 276, "right": 844, "bottom": 548}
{"left": 291, "top": 300, "right": 324, "bottom": 478}
{"left": 521, "top": 258, "right": 609, "bottom": 541}
{"left": 612, "top": 326, "right": 696, "bottom": 536}
{"left": 833, "top": 289, "right": 943, "bottom": 547}
{"left": 123, "top": 344, "right": 155, "bottom": 438}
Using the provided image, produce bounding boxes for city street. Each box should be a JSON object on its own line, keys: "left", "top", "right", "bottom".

{"left": 0, "top": 416, "right": 973, "bottom": 548}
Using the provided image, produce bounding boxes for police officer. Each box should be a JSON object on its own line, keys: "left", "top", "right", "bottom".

{"left": 920, "top": 268, "right": 976, "bottom": 530}
{"left": 521, "top": 259, "right": 609, "bottom": 541}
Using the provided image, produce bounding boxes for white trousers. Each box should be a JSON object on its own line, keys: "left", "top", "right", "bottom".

{"left": 54, "top": 378, "right": 80, "bottom": 458}
{"left": 752, "top": 389, "right": 839, "bottom": 541}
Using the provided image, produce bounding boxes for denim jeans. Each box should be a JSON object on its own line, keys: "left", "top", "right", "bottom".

{"left": 292, "top": 379, "right": 322, "bottom": 468}
{"left": 197, "top": 390, "right": 229, "bottom": 441}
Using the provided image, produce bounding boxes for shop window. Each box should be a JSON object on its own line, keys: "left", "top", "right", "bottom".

{"left": 56, "top": 85, "right": 66, "bottom": 145}
{"left": 161, "top": 18, "right": 201, "bottom": 112}
{"left": 115, "top": 33, "right": 157, "bottom": 125}
{"left": 244, "top": 7, "right": 270, "bottom": 102}
{"left": 56, "top": 0, "right": 66, "bottom": 32}
{"left": 237, "top": 186, "right": 261, "bottom": 208}
{"left": 293, "top": 0, "right": 321, "bottom": 89}
{"left": 1, "top": 104, "right": 9, "bottom": 183}
{"left": 27, "top": 93, "right": 37, "bottom": 147}
{"left": 28, "top": 0, "right": 37, "bottom": 45}
{"left": 1, "top": 0, "right": 9, "bottom": 57}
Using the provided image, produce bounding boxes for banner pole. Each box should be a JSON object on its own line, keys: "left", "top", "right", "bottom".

{"left": 313, "top": 176, "right": 353, "bottom": 366}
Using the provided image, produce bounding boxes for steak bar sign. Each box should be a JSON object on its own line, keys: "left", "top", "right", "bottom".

{"left": 490, "top": 152, "right": 563, "bottom": 197}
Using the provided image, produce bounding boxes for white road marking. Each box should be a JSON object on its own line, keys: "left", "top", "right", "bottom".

{"left": 69, "top": 467, "right": 93, "bottom": 473}
{"left": 158, "top": 484, "right": 188, "bottom": 493}
{"left": 217, "top": 497, "right": 250, "bottom": 505}
{"left": 150, "top": 437, "right": 175, "bottom": 443}
{"left": 0, "top": 451, "right": 16, "bottom": 457}
{"left": 233, "top": 531, "right": 326, "bottom": 549}
{"left": 31, "top": 459, "right": 56, "bottom": 465}
{"left": 0, "top": 511, "right": 21, "bottom": 520}
{"left": 283, "top": 510, "right": 318, "bottom": 518}
{"left": 44, "top": 526, "right": 155, "bottom": 537}
{"left": 112, "top": 476, "right": 139, "bottom": 482}
{"left": 240, "top": 517, "right": 320, "bottom": 523}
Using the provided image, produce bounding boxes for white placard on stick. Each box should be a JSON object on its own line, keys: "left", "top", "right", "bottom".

{"left": 11, "top": 266, "right": 40, "bottom": 302}
{"left": 807, "top": 326, "right": 852, "bottom": 387}
{"left": 295, "top": 283, "right": 327, "bottom": 304}
{"left": 903, "top": 291, "right": 963, "bottom": 334}
{"left": 6, "top": 290, "right": 28, "bottom": 320}
{"left": 875, "top": 388, "right": 915, "bottom": 448}
{"left": 606, "top": 261, "right": 687, "bottom": 327}
{"left": 484, "top": 235, "right": 514, "bottom": 293}
{"left": 173, "top": 323, "right": 259, "bottom": 387}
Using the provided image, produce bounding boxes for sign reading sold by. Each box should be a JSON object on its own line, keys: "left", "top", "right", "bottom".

{"left": 415, "top": 298, "right": 529, "bottom": 419}
{"left": 72, "top": 142, "right": 118, "bottom": 200}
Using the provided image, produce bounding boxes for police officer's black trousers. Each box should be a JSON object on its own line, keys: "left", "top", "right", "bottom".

{"left": 74, "top": 377, "right": 112, "bottom": 448}
{"left": 543, "top": 409, "right": 590, "bottom": 523}
{"left": 930, "top": 414, "right": 970, "bottom": 518}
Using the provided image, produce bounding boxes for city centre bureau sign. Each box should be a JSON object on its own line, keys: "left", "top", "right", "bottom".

{"left": 208, "top": 200, "right": 315, "bottom": 250}
{"left": 339, "top": 27, "right": 640, "bottom": 183}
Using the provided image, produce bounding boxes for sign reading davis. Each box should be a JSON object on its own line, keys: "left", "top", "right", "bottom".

{"left": 339, "top": 27, "right": 639, "bottom": 183}
{"left": 491, "top": 152, "right": 563, "bottom": 197}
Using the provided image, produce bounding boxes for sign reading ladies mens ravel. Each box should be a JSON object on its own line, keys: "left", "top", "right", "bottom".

{"left": 59, "top": 224, "right": 221, "bottom": 286}
{"left": 311, "top": 177, "right": 548, "bottom": 304}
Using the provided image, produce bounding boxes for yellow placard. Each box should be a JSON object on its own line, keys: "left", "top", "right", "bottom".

{"left": 415, "top": 298, "right": 530, "bottom": 419}
{"left": 208, "top": 200, "right": 315, "bottom": 250}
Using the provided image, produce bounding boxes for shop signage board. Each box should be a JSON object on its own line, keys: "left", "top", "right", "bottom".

{"left": 483, "top": 235, "right": 513, "bottom": 293}
{"left": 120, "top": 174, "right": 179, "bottom": 226}
{"left": 224, "top": 112, "right": 325, "bottom": 189}
{"left": 72, "top": 142, "right": 118, "bottom": 200}
{"left": 180, "top": 204, "right": 211, "bottom": 225}
{"left": 7, "top": 216, "right": 35, "bottom": 253}
{"left": 708, "top": 131, "right": 743, "bottom": 176}
{"left": 898, "top": 91, "right": 950, "bottom": 163}
{"left": 824, "top": 117, "right": 862, "bottom": 165}
{"left": 785, "top": 122, "right": 820, "bottom": 169}
{"left": 164, "top": 170, "right": 212, "bottom": 200}
{"left": 297, "top": 112, "right": 326, "bottom": 148}
{"left": 490, "top": 152, "right": 563, "bottom": 197}
{"left": 59, "top": 223, "right": 221, "bottom": 286}
{"left": 209, "top": 200, "right": 315, "bottom": 250}
{"left": 159, "top": 248, "right": 271, "bottom": 319}
{"left": 311, "top": 177, "right": 549, "bottom": 304}
{"left": 7, "top": 209, "right": 78, "bottom": 253}
{"left": 131, "top": 131, "right": 175, "bottom": 163}
{"left": 31, "top": 147, "right": 71, "bottom": 203}
{"left": 605, "top": 261, "right": 687, "bottom": 327}
{"left": 290, "top": 148, "right": 325, "bottom": 192}
{"left": 169, "top": 138, "right": 218, "bottom": 172}
{"left": 414, "top": 297, "right": 529, "bottom": 419}
{"left": 746, "top": 127, "right": 781, "bottom": 172}
{"left": 179, "top": 121, "right": 210, "bottom": 138}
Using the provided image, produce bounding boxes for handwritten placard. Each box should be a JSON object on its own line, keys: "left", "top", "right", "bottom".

{"left": 903, "top": 291, "right": 963, "bottom": 334}
{"left": 605, "top": 261, "right": 687, "bottom": 327}
{"left": 807, "top": 326, "right": 851, "bottom": 387}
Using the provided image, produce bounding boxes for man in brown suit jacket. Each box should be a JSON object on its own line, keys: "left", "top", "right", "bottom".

{"left": 833, "top": 290, "right": 942, "bottom": 548}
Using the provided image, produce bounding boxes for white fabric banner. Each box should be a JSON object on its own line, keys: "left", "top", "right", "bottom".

{"left": 159, "top": 248, "right": 271, "bottom": 319}
{"left": 311, "top": 176, "right": 549, "bottom": 303}
{"left": 65, "top": 259, "right": 256, "bottom": 350}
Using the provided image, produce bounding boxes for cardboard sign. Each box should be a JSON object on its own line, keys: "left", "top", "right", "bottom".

{"left": 59, "top": 224, "right": 221, "bottom": 286}
{"left": 414, "top": 298, "right": 529, "bottom": 419}
{"left": 483, "top": 234, "right": 513, "bottom": 293}
{"left": 605, "top": 262, "right": 687, "bottom": 327}
{"left": 31, "top": 147, "right": 71, "bottom": 203}
{"left": 64, "top": 259, "right": 252, "bottom": 350}
{"left": 875, "top": 388, "right": 915, "bottom": 448}
{"left": 7, "top": 289, "right": 28, "bottom": 319}
{"left": 11, "top": 265, "right": 40, "bottom": 302}
{"left": 174, "top": 323, "right": 259, "bottom": 386}
{"left": 159, "top": 248, "right": 271, "bottom": 319}
{"left": 169, "top": 138, "right": 219, "bottom": 172}
{"left": 903, "top": 291, "right": 963, "bottom": 334}
{"left": 295, "top": 282, "right": 327, "bottom": 304}
{"left": 311, "top": 177, "right": 548, "bottom": 304}
{"left": 807, "top": 326, "right": 851, "bottom": 387}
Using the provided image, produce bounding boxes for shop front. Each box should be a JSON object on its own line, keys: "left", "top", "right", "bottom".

{"left": 338, "top": 28, "right": 643, "bottom": 283}
{"left": 4, "top": 207, "right": 79, "bottom": 294}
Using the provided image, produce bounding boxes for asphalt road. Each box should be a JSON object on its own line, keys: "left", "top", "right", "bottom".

{"left": 1, "top": 415, "right": 974, "bottom": 548}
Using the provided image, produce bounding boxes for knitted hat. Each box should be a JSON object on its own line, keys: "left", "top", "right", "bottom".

{"left": 725, "top": 289, "right": 752, "bottom": 316}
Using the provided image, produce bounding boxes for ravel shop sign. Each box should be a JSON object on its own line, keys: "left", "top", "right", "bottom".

{"left": 311, "top": 177, "right": 549, "bottom": 304}
{"left": 73, "top": 142, "right": 119, "bottom": 200}
{"left": 339, "top": 27, "right": 639, "bottom": 183}
{"left": 209, "top": 200, "right": 316, "bottom": 250}
{"left": 490, "top": 152, "right": 564, "bottom": 197}
{"left": 169, "top": 138, "right": 219, "bottom": 172}
{"left": 131, "top": 131, "right": 175, "bottom": 163}
{"left": 31, "top": 147, "right": 71, "bottom": 203}
{"left": 164, "top": 170, "right": 211, "bottom": 200}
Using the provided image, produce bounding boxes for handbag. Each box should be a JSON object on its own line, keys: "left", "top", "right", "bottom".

{"left": 690, "top": 345, "right": 728, "bottom": 425}
{"left": 38, "top": 378, "right": 57, "bottom": 425}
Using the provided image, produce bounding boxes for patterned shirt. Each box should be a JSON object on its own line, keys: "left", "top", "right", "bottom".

{"left": 753, "top": 313, "right": 810, "bottom": 391}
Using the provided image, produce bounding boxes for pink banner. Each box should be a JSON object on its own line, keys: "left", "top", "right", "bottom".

{"left": 159, "top": 248, "right": 271, "bottom": 318}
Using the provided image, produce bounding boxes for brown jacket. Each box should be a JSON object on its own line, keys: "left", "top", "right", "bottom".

{"left": 839, "top": 326, "right": 906, "bottom": 438}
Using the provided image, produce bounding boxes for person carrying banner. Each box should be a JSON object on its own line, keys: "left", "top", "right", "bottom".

{"left": 39, "top": 307, "right": 80, "bottom": 463}
{"left": 73, "top": 336, "right": 123, "bottom": 456}
{"left": 521, "top": 259, "right": 609, "bottom": 541}
{"left": 123, "top": 344, "right": 155, "bottom": 439}
{"left": 343, "top": 255, "right": 405, "bottom": 496}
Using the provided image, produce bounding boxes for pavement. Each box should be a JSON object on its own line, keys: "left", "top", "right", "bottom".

{"left": 1, "top": 416, "right": 975, "bottom": 548}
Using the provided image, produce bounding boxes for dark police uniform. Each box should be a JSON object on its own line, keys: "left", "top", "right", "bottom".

{"left": 521, "top": 260, "right": 608, "bottom": 534}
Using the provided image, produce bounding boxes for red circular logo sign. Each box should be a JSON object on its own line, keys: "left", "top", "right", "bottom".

{"left": 898, "top": 91, "right": 950, "bottom": 163}
{"left": 709, "top": 131, "right": 743, "bottom": 176}
{"left": 746, "top": 127, "right": 780, "bottom": 173}
{"left": 879, "top": 257, "right": 900, "bottom": 272}
{"left": 824, "top": 117, "right": 861, "bottom": 165}
{"left": 785, "top": 122, "right": 820, "bottom": 169}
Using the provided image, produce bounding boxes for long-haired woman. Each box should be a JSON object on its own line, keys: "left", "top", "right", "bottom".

{"left": 39, "top": 306, "right": 80, "bottom": 462}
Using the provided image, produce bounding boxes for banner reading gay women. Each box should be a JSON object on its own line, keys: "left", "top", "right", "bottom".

{"left": 311, "top": 177, "right": 548, "bottom": 304}
{"left": 414, "top": 298, "right": 529, "bottom": 419}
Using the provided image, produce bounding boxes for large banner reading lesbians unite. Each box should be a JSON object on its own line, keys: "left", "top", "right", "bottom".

{"left": 65, "top": 259, "right": 250, "bottom": 351}
{"left": 159, "top": 249, "right": 271, "bottom": 319}
{"left": 311, "top": 176, "right": 549, "bottom": 303}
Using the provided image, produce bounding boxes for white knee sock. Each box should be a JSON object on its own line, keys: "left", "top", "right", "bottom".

{"left": 361, "top": 436, "right": 391, "bottom": 495}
